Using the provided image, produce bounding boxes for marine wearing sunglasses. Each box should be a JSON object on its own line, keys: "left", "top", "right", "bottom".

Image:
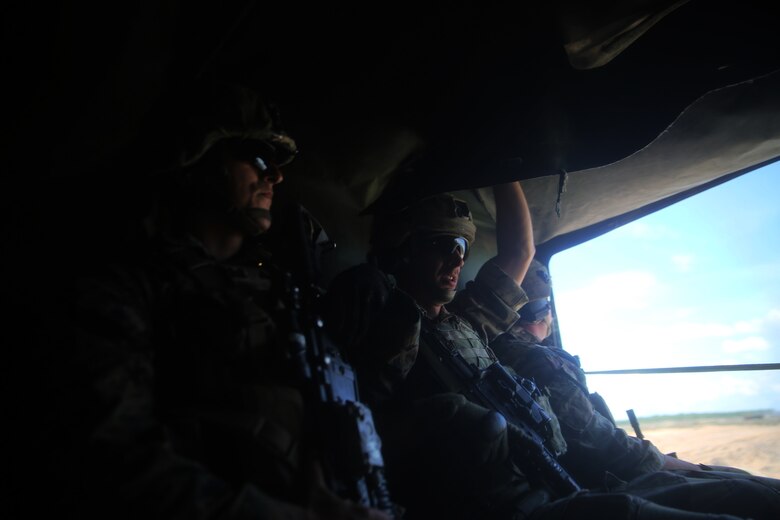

{"left": 412, "top": 235, "right": 469, "bottom": 261}
{"left": 518, "top": 297, "right": 551, "bottom": 323}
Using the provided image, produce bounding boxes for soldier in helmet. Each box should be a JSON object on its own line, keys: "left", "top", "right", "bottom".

{"left": 325, "top": 181, "right": 544, "bottom": 519}
{"left": 325, "top": 174, "right": 780, "bottom": 519}
{"left": 493, "top": 259, "right": 684, "bottom": 486}
{"left": 15, "top": 80, "right": 391, "bottom": 520}
{"left": 492, "top": 260, "right": 780, "bottom": 514}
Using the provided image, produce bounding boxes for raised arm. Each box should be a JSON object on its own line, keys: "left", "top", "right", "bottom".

{"left": 492, "top": 181, "right": 535, "bottom": 285}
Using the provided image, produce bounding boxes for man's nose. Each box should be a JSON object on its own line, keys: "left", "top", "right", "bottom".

{"left": 264, "top": 164, "right": 284, "bottom": 185}
{"left": 448, "top": 251, "right": 465, "bottom": 268}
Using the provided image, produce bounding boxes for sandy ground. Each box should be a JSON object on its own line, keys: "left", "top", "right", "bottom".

{"left": 636, "top": 418, "right": 780, "bottom": 478}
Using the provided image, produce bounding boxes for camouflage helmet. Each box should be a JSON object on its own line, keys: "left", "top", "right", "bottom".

{"left": 171, "top": 81, "right": 297, "bottom": 169}
{"left": 522, "top": 259, "right": 552, "bottom": 302}
{"left": 370, "top": 193, "right": 477, "bottom": 252}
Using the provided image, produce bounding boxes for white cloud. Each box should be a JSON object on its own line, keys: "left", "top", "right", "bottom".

{"left": 672, "top": 307, "right": 697, "bottom": 319}
{"left": 671, "top": 254, "right": 694, "bottom": 272}
{"left": 721, "top": 336, "right": 770, "bottom": 353}
{"left": 618, "top": 221, "right": 655, "bottom": 238}
{"left": 613, "top": 221, "right": 677, "bottom": 240}
{"left": 557, "top": 270, "right": 658, "bottom": 314}
{"left": 664, "top": 321, "right": 736, "bottom": 340}
{"left": 719, "top": 374, "right": 762, "bottom": 397}
{"left": 650, "top": 317, "right": 764, "bottom": 342}
{"left": 555, "top": 278, "right": 780, "bottom": 373}
{"left": 733, "top": 320, "right": 762, "bottom": 334}
{"left": 564, "top": 308, "right": 778, "bottom": 371}
{"left": 587, "top": 372, "right": 767, "bottom": 417}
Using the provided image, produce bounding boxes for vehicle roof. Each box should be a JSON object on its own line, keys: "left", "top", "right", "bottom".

{"left": 7, "top": 1, "right": 780, "bottom": 282}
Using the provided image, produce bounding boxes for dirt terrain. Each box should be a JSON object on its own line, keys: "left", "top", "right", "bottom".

{"left": 623, "top": 413, "right": 780, "bottom": 478}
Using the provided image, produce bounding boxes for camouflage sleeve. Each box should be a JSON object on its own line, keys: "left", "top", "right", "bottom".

{"left": 551, "top": 378, "right": 665, "bottom": 485}
{"left": 323, "top": 264, "right": 421, "bottom": 405}
{"left": 448, "top": 259, "right": 528, "bottom": 343}
{"left": 491, "top": 335, "right": 665, "bottom": 486}
{"left": 23, "top": 267, "right": 311, "bottom": 519}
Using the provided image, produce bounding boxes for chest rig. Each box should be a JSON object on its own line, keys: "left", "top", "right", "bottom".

{"left": 154, "top": 239, "right": 304, "bottom": 498}
{"left": 425, "top": 309, "right": 498, "bottom": 370}
{"left": 402, "top": 310, "right": 499, "bottom": 400}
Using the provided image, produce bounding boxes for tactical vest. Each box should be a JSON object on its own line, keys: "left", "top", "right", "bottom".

{"left": 427, "top": 309, "right": 497, "bottom": 369}
{"left": 414, "top": 310, "right": 568, "bottom": 456}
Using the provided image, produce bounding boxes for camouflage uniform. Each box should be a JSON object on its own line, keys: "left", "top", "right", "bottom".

{"left": 492, "top": 258, "right": 666, "bottom": 485}
{"left": 326, "top": 196, "right": 780, "bottom": 519}
{"left": 327, "top": 258, "right": 537, "bottom": 520}
{"left": 490, "top": 262, "right": 780, "bottom": 519}
{"left": 491, "top": 328, "right": 666, "bottom": 487}
{"left": 27, "top": 236, "right": 314, "bottom": 517}
{"left": 401, "top": 260, "right": 529, "bottom": 395}
{"left": 328, "top": 261, "right": 780, "bottom": 520}
{"left": 8, "top": 82, "right": 348, "bottom": 519}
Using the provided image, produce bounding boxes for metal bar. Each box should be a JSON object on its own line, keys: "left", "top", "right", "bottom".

{"left": 585, "top": 363, "right": 780, "bottom": 375}
{"left": 626, "top": 409, "right": 644, "bottom": 439}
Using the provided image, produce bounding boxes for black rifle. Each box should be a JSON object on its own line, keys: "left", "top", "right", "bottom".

{"left": 420, "top": 327, "right": 581, "bottom": 498}
{"left": 281, "top": 203, "right": 397, "bottom": 516}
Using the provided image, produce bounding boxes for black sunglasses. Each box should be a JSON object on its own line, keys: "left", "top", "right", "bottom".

{"left": 519, "top": 298, "right": 551, "bottom": 323}
{"left": 226, "top": 139, "right": 292, "bottom": 171}
{"left": 416, "top": 235, "right": 469, "bottom": 260}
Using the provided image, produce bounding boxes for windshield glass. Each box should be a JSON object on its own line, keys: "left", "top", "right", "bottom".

{"left": 550, "top": 161, "right": 780, "bottom": 476}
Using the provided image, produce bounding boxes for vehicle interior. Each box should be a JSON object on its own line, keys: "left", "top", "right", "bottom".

{"left": 5, "top": 2, "right": 780, "bottom": 511}
{"left": 7, "top": 1, "right": 779, "bottom": 397}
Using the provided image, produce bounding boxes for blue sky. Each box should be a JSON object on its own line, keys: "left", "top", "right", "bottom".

{"left": 550, "top": 161, "right": 780, "bottom": 418}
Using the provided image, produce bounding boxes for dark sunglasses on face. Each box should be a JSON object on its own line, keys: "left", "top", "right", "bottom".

{"left": 416, "top": 235, "right": 469, "bottom": 260}
{"left": 519, "top": 298, "right": 551, "bottom": 323}
{"left": 227, "top": 140, "right": 286, "bottom": 173}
